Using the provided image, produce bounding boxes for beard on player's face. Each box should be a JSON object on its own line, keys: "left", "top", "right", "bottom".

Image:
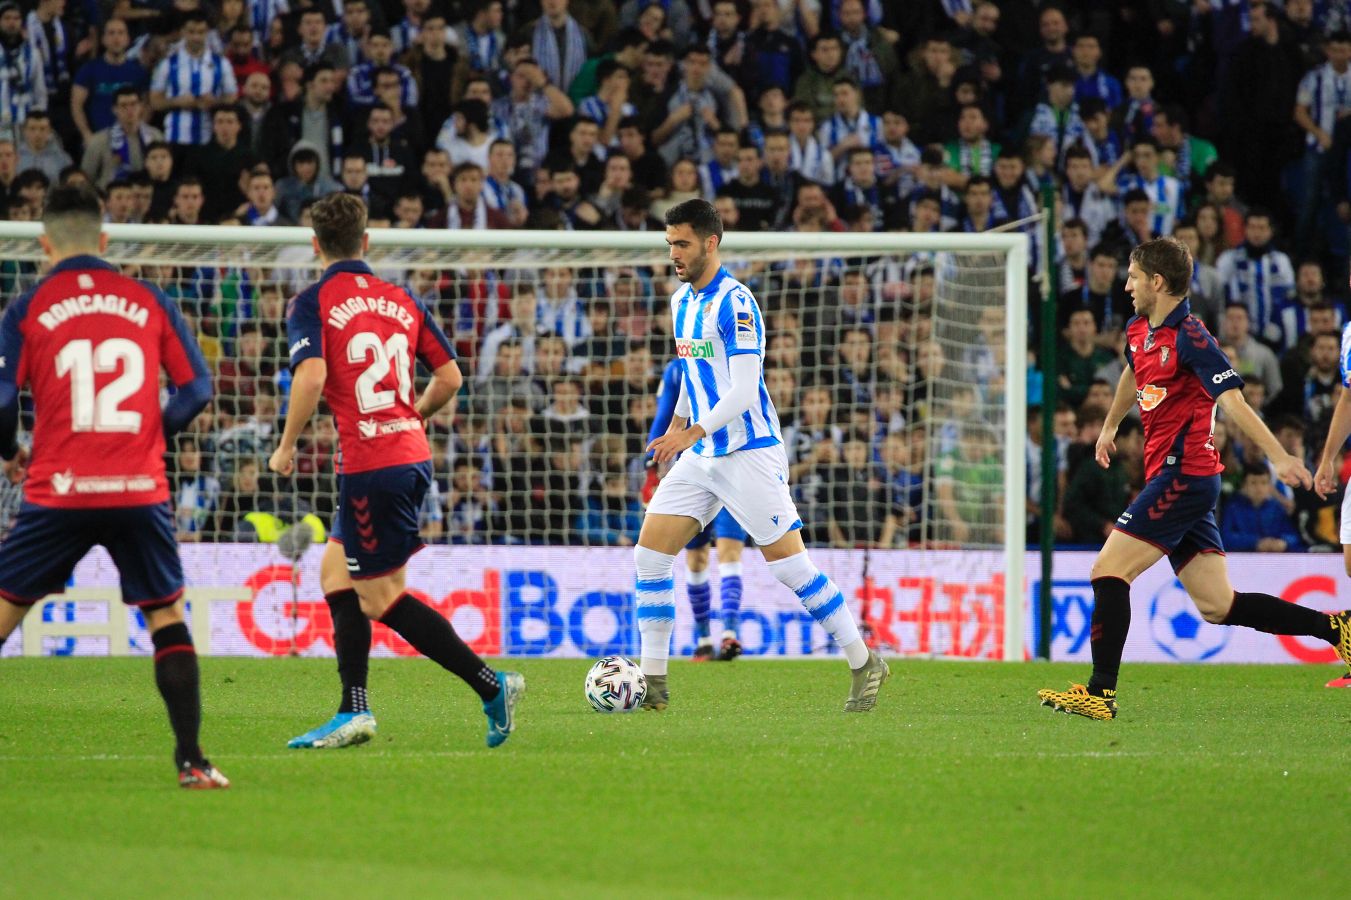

{"left": 677, "top": 245, "right": 708, "bottom": 283}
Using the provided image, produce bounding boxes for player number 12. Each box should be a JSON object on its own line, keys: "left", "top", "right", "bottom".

{"left": 54, "top": 338, "right": 145, "bottom": 433}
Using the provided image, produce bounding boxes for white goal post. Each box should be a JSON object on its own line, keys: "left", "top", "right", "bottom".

{"left": 0, "top": 222, "right": 1028, "bottom": 661}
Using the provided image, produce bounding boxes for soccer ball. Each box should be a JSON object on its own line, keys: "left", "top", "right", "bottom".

{"left": 585, "top": 656, "right": 647, "bottom": 713}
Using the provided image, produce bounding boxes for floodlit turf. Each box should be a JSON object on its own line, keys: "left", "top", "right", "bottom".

{"left": 1, "top": 657, "right": 1347, "bottom": 898}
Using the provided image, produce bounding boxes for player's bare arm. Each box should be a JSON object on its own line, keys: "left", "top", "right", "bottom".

{"left": 1216, "top": 387, "right": 1313, "bottom": 489}
{"left": 413, "top": 360, "right": 463, "bottom": 422}
{"left": 1096, "top": 367, "right": 1138, "bottom": 468}
{"left": 1315, "top": 387, "right": 1351, "bottom": 498}
{"left": 269, "top": 357, "right": 327, "bottom": 476}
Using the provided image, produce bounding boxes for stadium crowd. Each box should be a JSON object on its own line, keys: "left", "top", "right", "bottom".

{"left": 0, "top": 0, "right": 1348, "bottom": 551}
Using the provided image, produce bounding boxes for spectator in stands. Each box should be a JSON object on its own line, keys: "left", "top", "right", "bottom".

{"left": 517, "top": 0, "right": 592, "bottom": 93}
{"left": 943, "top": 104, "right": 998, "bottom": 187}
{"left": 1059, "top": 145, "right": 1116, "bottom": 248}
{"left": 493, "top": 57, "right": 573, "bottom": 176}
{"left": 457, "top": 1, "right": 507, "bottom": 79}
{"left": 174, "top": 437, "right": 220, "bottom": 542}
{"left": 261, "top": 62, "right": 343, "bottom": 179}
{"left": 236, "top": 168, "right": 291, "bottom": 225}
{"left": 71, "top": 19, "right": 147, "bottom": 143}
{"left": 275, "top": 142, "right": 339, "bottom": 221}
{"left": 150, "top": 11, "right": 237, "bottom": 147}
{"left": 1276, "top": 260, "right": 1343, "bottom": 354}
{"left": 1191, "top": 202, "right": 1229, "bottom": 267}
{"left": 448, "top": 458, "right": 498, "bottom": 544}
{"left": 615, "top": 115, "right": 666, "bottom": 193}
{"left": 1221, "top": 464, "right": 1306, "bottom": 552}
{"left": 79, "top": 87, "right": 156, "bottom": 188}
{"left": 825, "top": 437, "right": 896, "bottom": 548}
{"left": 191, "top": 105, "right": 255, "bottom": 221}
{"left": 1152, "top": 104, "right": 1217, "bottom": 188}
{"left": 935, "top": 422, "right": 1003, "bottom": 545}
{"left": 1216, "top": 209, "right": 1295, "bottom": 346}
{"left": 1071, "top": 32, "right": 1122, "bottom": 110}
{"left": 1028, "top": 63, "right": 1085, "bottom": 155}
{"left": 1063, "top": 417, "right": 1142, "bottom": 545}
{"left": 784, "top": 99, "right": 830, "bottom": 185}
{"left": 698, "top": 126, "right": 738, "bottom": 197}
{"left": 1169, "top": 220, "right": 1224, "bottom": 329}
{"left": 326, "top": 0, "right": 372, "bottom": 68}
{"left": 16, "top": 111, "right": 69, "bottom": 182}
{"left": 168, "top": 176, "right": 207, "bottom": 225}
{"left": 1268, "top": 331, "right": 1341, "bottom": 424}
{"left": 649, "top": 156, "right": 699, "bottom": 220}
{"left": 1099, "top": 189, "right": 1158, "bottom": 262}
{"left": 214, "top": 390, "right": 277, "bottom": 476}
{"left": 477, "top": 284, "right": 543, "bottom": 381}
{"left": 1059, "top": 244, "right": 1127, "bottom": 337}
{"left": 954, "top": 174, "right": 1003, "bottom": 232}
{"left": 1222, "top": 0, "right": 1303, "bottom": 217}
{"left": 896, "top": 35, "right": 956, "bottom": 140}
{"left": 356, "top": 103, "right": 414, "bottom": 212}
{"left": 238, "top": 70, "right": 272, "bottom": 156}
{"left": 1280, "top": 301, "right": 1343, "bottom": 389}
{"left": 281, "top": 8, "right": 350, "bottom": 74}
{"left": 437, "top": 99, "right": 493, "bottom": 170}
{"left": 578, "top": 59, "right": 635, "bottom": 150}
{"left": 574, "top": 464, "right": 637, "bottom": 546}
{"left": 818, "top": 76, "right": 879, "bottom": 178}
{"left": 653, "top": 45, "right": 718, "bottom": 167}
{"left": 212, "top": 458, "right": 266, "bottom": 541}
{"left": 1058, "top": 308, "right": 1116, "bottom": 409}
{"left": 0, "top": 0, "right": 46, "bottom": 132}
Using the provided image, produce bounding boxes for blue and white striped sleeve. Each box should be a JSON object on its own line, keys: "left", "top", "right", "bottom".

{"left": 1341, "top": 323, "right": 1351, "bottom": 389}
{"left": 717, "top": 287, "right": 762, "bottom": 357}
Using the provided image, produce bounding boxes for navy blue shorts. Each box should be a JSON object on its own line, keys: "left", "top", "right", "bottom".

{"left": 684, "top": 508, "right": 749, "bottom": 550}
{"left": 1114, "top": 472, "right": 1224, "bottom": 573}
{"left": 333, "top": 461, "right": 431, "bottom": 579}
{"left": 0, "top": 502, "right": 183, "bottom": 608}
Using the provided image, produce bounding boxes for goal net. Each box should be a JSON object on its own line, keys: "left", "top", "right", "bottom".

{"left": 0, "top": 223, "right": 1029, "bottom": 661}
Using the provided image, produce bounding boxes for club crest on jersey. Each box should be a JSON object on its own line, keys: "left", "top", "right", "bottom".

{"left": 1137, "top": 384, "right": 1167, "bottom": 411}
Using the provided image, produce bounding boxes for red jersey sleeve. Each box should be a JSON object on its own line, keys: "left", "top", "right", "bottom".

{"left": 147, "top": 284, "right": 211, "bottom": 387}
{"left": 415, "top": 300, "right": 456, "bottom": 370}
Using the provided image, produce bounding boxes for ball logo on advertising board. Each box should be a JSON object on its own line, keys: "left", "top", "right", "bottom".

{"left": 1148, "top": 578, "right": 1228, "bottom": 661}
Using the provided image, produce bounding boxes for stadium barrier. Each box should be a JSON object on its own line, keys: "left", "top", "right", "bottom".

{"left": 2, "top": 545, "right": 1342, "bottom": 665}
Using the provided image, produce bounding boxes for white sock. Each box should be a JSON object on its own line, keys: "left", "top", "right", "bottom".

{"left": 635, "top": 545, "right": 677, "bottom": 676}
{"left": 767, "top": 552, "right": 869, "bottom": 668}
{"left": 686, "top": 566, "right": 709, "bottom": 586}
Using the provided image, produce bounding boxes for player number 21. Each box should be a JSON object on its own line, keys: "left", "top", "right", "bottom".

{"left": 348, "top": 331, "right": 412, "bottom": 413}
{"left": 54, "top": 338, "right": 145, "bottom": 433}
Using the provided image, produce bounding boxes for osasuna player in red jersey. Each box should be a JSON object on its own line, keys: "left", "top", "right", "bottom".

{"left": 269, "top": 193, "right": 524, "bottom": 750}
{"left": 0, "top": 185, "right": 225, "bottom": 788}
{"left": 1038, "top": 237, "right": 1351, "bottom": 720}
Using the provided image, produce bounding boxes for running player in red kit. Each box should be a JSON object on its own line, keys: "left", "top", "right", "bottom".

{"left": 1038, "top": 237, "right": 1351, "bottom": 720}
{"left": 0, "top": 185, "right": 225, "bottom": 787}
{"left": 269, "top": 193, "right": 524, "bottom": 749}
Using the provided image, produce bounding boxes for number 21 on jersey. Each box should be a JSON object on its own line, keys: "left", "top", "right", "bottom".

{"left": 348, "top": 331, "right": 412, "bottom": 414}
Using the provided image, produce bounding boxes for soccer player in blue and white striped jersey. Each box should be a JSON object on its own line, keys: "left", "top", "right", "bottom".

{"left": 149, "top": 12, "right": 238, "bottom": 146}
{"left": 638, "top": 198, "right": 889, "bottom": 712}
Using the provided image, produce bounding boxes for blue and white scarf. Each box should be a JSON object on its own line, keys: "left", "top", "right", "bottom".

{"left": 109, "top": 123, "right": 156, "bottom": 180}
{"left": 533, "top": 14, "right": 587, "bottom": 90}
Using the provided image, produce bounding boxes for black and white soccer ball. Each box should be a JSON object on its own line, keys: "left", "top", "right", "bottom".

{"left": 585, "top": 655, "right": 647, "bottom": 712}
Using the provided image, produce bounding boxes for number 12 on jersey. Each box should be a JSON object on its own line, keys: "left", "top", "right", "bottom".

{"left": 55, "top": 338, "right": 145, "bottom": 433}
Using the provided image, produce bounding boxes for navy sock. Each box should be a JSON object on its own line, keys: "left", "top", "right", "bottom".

{"left": 1087, "top": 577, "right": 1131, "bottom": 696}
{"left": 380, "top": 594, "right": 500, "bottom": 702}
{"left": 152, "top": 622, "right": 203, "bottom": 766}
{"left": 1223, "top": 592, "right": 1338, "bottom": 643}
{"left": 326, "top": 589, "right": 370, "bottom": 714}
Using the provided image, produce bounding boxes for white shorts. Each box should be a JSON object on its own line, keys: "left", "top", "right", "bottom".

{"left": 1341, "top": 486, "right": 1351, "bottom": 544}
{"left": 648, "top": 444, "right": 802, "bottom": 546}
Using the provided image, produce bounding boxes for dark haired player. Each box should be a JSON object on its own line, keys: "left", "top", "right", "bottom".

{"left": 1039, "top": 237, "right": 1351, "bottom": 720}
{"left": 0, "top": 185, "right": 223, "bottom": 787}
{"left": 639, "top": 198, "right": 889, "bottom": 711}
{"left": 270, "top": 193, "right": 524, "bottom": 749}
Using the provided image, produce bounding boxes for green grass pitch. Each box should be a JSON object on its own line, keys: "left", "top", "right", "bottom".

{"left": 1, "top": 657, "right": 1347, "bottom": 898}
